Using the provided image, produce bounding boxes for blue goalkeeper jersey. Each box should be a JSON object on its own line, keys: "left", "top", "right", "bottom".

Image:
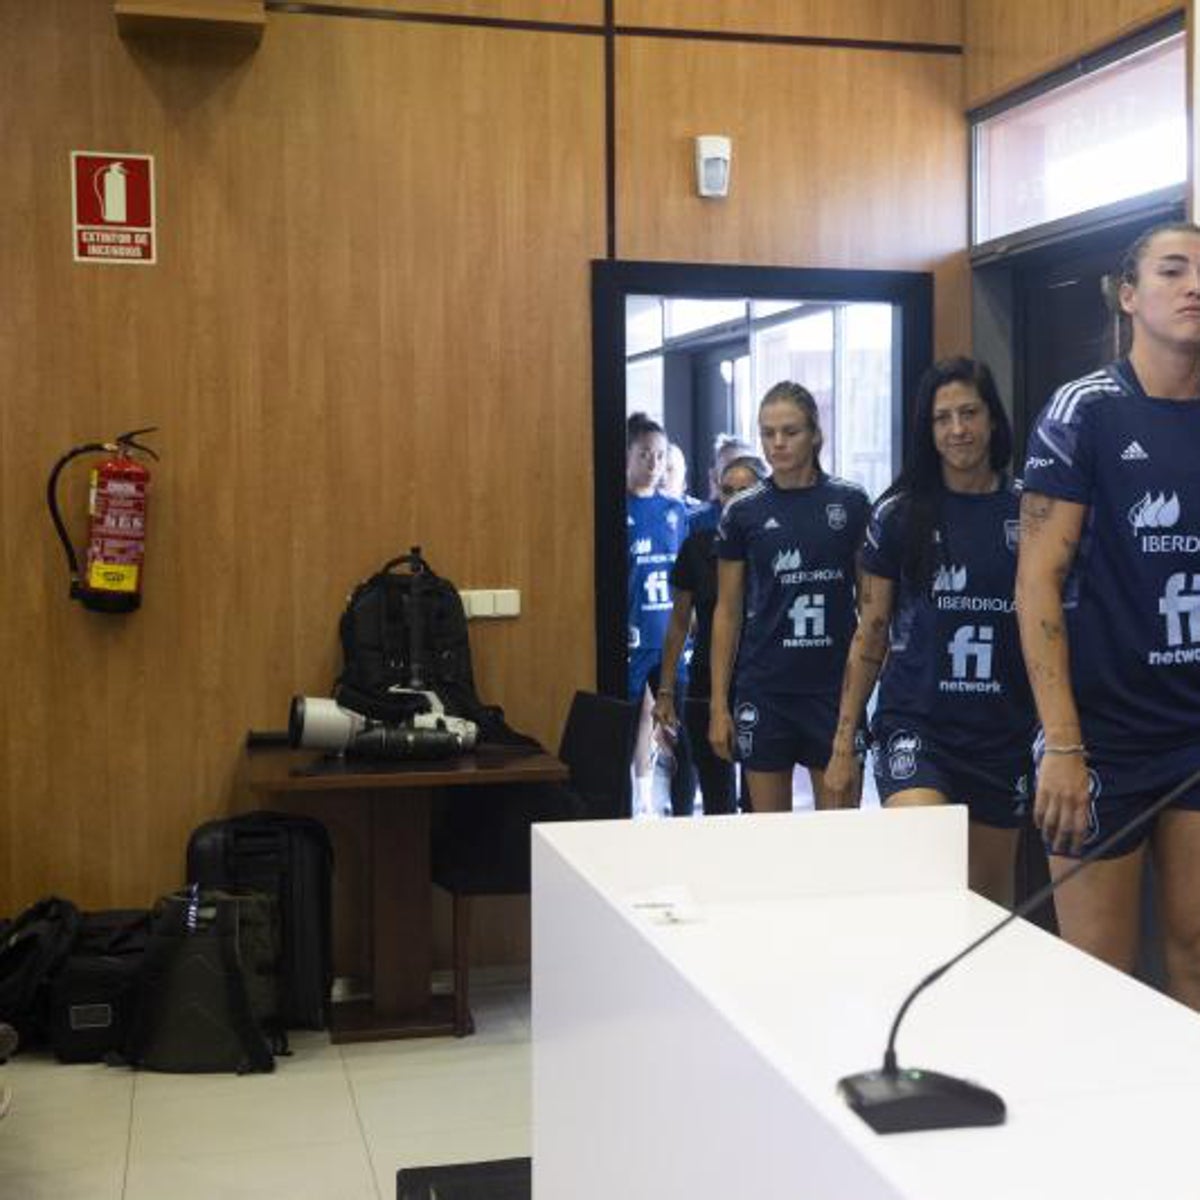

{"left": 627, "top": 493, "right": 688, "bottom": 651}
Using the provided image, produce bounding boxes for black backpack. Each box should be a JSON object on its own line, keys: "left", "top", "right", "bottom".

{"left": 335, "top": 547, "right": 539, "bottom": 748}
{"left": 48, "top": 909, "right": 151, "bottom": 1064}
{"left": 0, "top": 896, "right": 81, "bottom": 1046}
{"left": 124, "top": 888, "right": 282, "bottom": 1074}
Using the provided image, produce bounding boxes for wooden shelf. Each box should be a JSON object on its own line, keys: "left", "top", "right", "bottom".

{"left": 115, "top": 0, "right": 265, "bottom": 40}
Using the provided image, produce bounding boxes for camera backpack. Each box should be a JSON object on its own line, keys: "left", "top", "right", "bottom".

{"left": 0, "top": 896, "right": 81, "bottom": 1047}
{"left": 334, "top": 547, "right": 539, "bottom": 748}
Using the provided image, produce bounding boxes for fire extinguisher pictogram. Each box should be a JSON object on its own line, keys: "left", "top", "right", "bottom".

{"left": 47, "top": 428, "right": 159, "bottom": 613}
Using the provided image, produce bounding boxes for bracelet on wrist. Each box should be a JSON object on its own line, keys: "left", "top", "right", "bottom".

{"left": 1043, "top": 743, "right": 1087, "bottom": 757}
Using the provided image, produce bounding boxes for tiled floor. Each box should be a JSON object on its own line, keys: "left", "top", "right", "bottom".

{"left": 0, "top": 982, "right": 531, "bottom": 1200}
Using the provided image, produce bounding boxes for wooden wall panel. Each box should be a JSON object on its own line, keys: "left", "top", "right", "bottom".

{"left": 305, "top": 0, "right": 603, "bottom": 22}
{"left": 2, "top": 0, "right": 970, "bottom": 969}
{"left": 965, "top": 0, "right": 1179, "bottom": 107}
{"left": 617, "top": 38, "right": 971, "bottom": 358}
{"left": 0, "top": 1, "right": 603, "bottom": 916}
{"left": 615, "top": 0, "right": 961, "bottom": 45}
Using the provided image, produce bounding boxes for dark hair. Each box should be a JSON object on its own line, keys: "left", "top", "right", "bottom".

{"left": 1105, "top": 221, "right": 1200, "bottom": 353}
{"left": 759, "top": 381, "right": 824, "bottom": 474}
{"left": 720, "top": 454, "right": 769, "bottom": 484}
{"left": 627, "top": 411, "right": 665, "bottom": 450}
{"left": 879, "top": 356, "right": 1012, "bottom": 594}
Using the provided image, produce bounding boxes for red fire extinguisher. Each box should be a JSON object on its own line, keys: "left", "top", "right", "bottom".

{"left": 47, "top": 428, "right": 159, "bottom": 613}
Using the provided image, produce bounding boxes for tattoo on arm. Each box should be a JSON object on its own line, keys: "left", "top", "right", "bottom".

{"left": 1020, "top": 494, "right": 1057, "bottom": 539}
{"left": 1040, "top": 619, "right": 1063, "bottom": 642}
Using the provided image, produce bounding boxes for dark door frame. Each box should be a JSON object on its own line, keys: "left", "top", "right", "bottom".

{"left": 591, "top": 259, "right": 934, "bottom": 697}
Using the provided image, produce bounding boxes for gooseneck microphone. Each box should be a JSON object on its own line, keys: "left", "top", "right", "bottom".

{"left": 839, "top": 762, "right": 1200, "bottom": 1134}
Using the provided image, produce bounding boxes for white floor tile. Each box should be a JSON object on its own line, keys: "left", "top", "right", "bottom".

{"left": 352, "top": 1055, "right": 531, "bottom": 1143}
{"left": 0, "top": 1160, "right": 127, "bottom": 1200}
{"left": 0, "top": 982, "right": 534, "bottom": 1198}
{"left": 0, "top": 1061, "right": 132, "bottom": 1178}
{"left": 129, "top": 1068, "right": 363, "bottom": 1160}
{"left": 123, "top": 1139, "right": 380, "bottom": 1200}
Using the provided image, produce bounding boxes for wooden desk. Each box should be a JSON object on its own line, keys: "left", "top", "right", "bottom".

{"left": 249, "top": 748, "right": 567, "bottom": 1043}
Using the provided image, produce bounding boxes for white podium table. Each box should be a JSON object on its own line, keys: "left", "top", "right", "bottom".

{"left": 532, "top": 808, "right": 1200, "bottom": 1200}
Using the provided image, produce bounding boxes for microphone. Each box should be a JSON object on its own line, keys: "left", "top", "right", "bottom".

{"left": 838, "top": 761, "right": 1200, "bottom": 1134}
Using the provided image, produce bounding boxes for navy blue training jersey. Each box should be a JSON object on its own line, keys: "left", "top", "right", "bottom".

{"left": 685, "top": 499, "right": 721, "bottom": 535}
{"left": 627, "top": 493, "right": 688, "bottom": 651}
{"left": 861, "top": 481, "right": 1035, "bottom": 759}
{"left": 716, "top": 476, "right": 869, "bottom": 695}
{"left": 1023, "top": 359, "right": 1200, "bottom": 754}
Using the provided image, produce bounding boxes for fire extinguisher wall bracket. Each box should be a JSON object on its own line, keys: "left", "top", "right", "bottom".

{"left": 47, "top": 428, "right": 159, "bottom": 614}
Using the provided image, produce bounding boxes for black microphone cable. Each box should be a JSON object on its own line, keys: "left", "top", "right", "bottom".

{"left": 879, "top": 761, "right": 1200, "bottom": 1077}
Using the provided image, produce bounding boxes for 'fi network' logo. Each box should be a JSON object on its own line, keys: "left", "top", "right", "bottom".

{"left": 948, "top": 624, "right": 993, "bottom": 680}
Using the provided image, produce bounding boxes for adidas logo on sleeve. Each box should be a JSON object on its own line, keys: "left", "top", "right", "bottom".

{"left": 1121, "top": 440, "right": 1150, "bottom": 461}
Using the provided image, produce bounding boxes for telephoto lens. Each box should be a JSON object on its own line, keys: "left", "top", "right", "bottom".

{"left": 288, "top": 696, "right": 365, "bottom": 751}
{"left": 351, "top": 725, "right": 462, "bottom": 760}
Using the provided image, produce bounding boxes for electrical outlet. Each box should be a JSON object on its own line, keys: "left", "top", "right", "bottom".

{"left": 494, "top": 589, "right": 520, "bottom": 617}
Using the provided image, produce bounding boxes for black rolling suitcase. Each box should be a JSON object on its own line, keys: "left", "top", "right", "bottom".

{"left": 186, "top": 813, "right": 333, "bottom": 1030}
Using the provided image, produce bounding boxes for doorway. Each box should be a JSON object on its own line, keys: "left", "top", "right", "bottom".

{"left": 593, "top": 261, "right": 933, "bottom": 813}
{"left": 593, "top": 260, "right": 933, "bottom": 701}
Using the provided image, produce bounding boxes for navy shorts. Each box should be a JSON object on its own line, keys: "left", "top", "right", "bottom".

{"left": 1034, "top": 737, "right": 1200, "bottom": 859}
{"left": 872, "top": 723, "right": 1030, "bottom": 830}
{"left": 732, "top": 690, "right": 853, "bottom": 773}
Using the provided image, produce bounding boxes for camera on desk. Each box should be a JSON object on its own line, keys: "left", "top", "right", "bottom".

{"left": 288, "top": 691, "right": 478, "bottom": 761}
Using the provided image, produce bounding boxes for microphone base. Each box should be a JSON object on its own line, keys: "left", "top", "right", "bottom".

{"left": 838, "top": 1066, "right": 1006, "bottom": 1134}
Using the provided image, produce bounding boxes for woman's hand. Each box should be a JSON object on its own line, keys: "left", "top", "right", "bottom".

{"left": 1034, "top": 752, "right": 1092, "bottom": 856}
{"left": 822, "top": 744, "right": 861, "bottom": 810}
{"left": 708, "top": 705, "right": 735, "bottom": 762}
{"left": 652, "top": 691, "right": 678, "bottom": 733}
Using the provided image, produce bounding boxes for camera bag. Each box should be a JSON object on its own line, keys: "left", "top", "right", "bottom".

{"left": 48, "top": 908, "right": 151, "bottom": 1063}
{"left": 334, "top": 547, "right": 539, "bottom": 748}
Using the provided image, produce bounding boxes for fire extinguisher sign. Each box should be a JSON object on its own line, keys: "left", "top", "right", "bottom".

{"left": 71, "top": 151, "right": 156, "bottom": 264}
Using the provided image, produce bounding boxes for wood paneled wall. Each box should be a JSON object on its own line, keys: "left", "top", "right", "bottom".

{"left": 615, "top": 0, "right": 961, "bottom": 44}
{"left": 617, "top": 38, "right": 970, "bottom": 356}
{"left": 0, "top": 2, "right": 603, "bottom": 918}
{"left": 965, "top": 0, "right": 1180, "bottom": 107}
{"left": 313, "top": 0, "right": 602, "bottom": 20}
{"left": 1, "top": 1, "right": 970, "bottom": 962}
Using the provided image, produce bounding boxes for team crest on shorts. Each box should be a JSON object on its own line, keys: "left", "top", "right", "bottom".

{"left": 886, "top": 730, "right": 921, "bottom": 780}
{"left": 1013, "top": 772, "right": 1029, "bottom": 817}
{"left": 737, "top": 732, "right": 754, "bottom": 759}
{"left": 734, "top": 702, "right": 759, "bottom": 729}
{"left": 826, "top": 503, "right": 847, "bottom": 531}
{"left": 1004, "top": 519, "right": 1020, "bottom": 552}
{"left": 1083, "top": 768, "right": 1102, "bottom": 845}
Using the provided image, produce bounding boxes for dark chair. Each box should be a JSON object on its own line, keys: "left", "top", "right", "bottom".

{"left": 396, "top": 1157, "right": 530, "bottom": 1199}
{"left": 431, "top": 691, "right": 638, "bottom": 1034}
